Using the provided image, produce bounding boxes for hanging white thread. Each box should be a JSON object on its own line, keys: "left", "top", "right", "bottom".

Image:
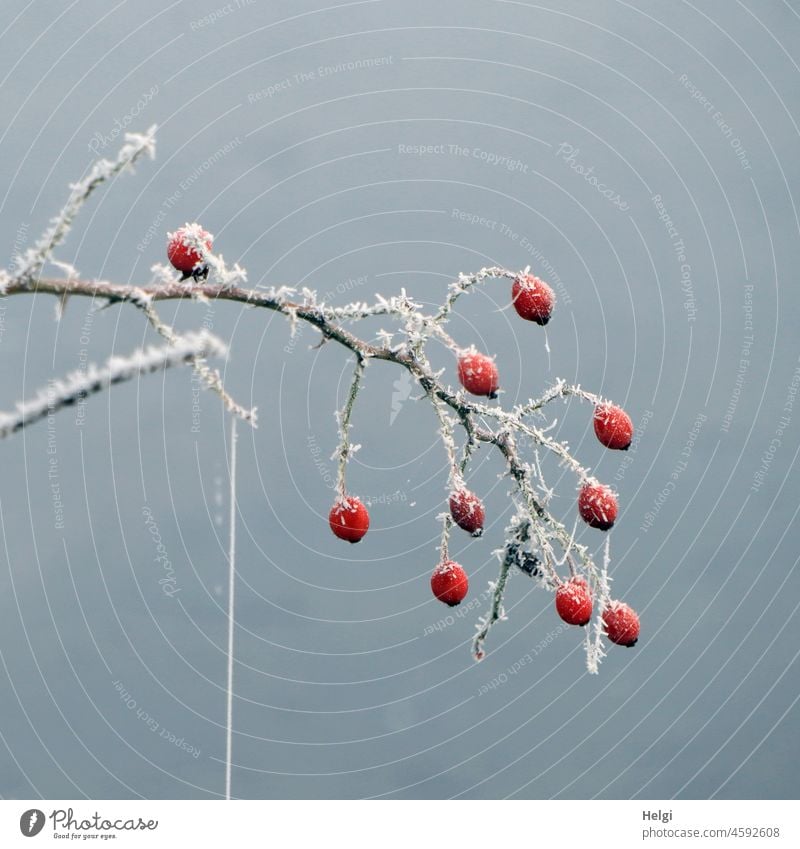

{"left": 225, "top": 417, "right": 238, "bottom": 800}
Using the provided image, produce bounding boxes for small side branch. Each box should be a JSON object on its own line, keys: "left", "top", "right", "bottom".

{"left": 134, "top": 295, "right": 257, "bottom": 427}
{"left": 334, "top": 355, "right": 366, "bottom": 500}
{"left": 434, "top": 266, "right": 517, "bottom": 324}
{"left": 514, "top": 379, "right": 603, "bottom": 417}
{"left": 10, "top": 126, "right": 156, "bottom": 286}
{"left": 472, "top": 516, "right": 531, "bottom": 660}
{"left": 585, "top": 536, "right": 613, "bottom": 674}
{"left": 495, "top": 431, "right": 592, "bottom": 578}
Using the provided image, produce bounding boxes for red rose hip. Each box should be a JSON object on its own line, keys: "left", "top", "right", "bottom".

{"left": 578, "top": 482, "right": 618, "bottom": 531}
{"left": 449, "top": 488, "right": 485, "bottom": 536}
{"left": 457, "top": 349, "right": 499, "bottom": 398}
{"left": 511, "top": 273, "right": 555, "bottom": 325}
{"left": 594, "top": 403, "right": 634, "bottom": 451}
{"left": 167, "top": 224, "right": 212, "bottom": 275}
{"left": 555, "top": 577, "right": 593, "bottom": 626}
{"left": 430, "top": 560, "right": 469, "bottom": 606}
{"left": 329, "top": 496, "right": 370, "bottom": 543}
{"left": 602, "top": 600, "right": 640, "bottom": 647}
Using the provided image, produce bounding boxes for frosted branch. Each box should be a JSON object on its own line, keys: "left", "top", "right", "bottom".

{"left": 13, "top": 126, "right": 156, "bottom": 284}
{"left": 472, "top": 513, "right": 531, "bottom": 660}
{"left": 0, "top": 133, "right": 637, "bottom": 672}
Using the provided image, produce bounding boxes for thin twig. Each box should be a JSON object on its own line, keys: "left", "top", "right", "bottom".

{"left": 334, "top": 355, "right": 366, "bottom": 500}
{"left": 473, "top": 520, "right": 528, "bottom": 660}
{"left": 134, "top": 295, "right": 257, "bottom": 426}
{"left": 10, "top": 127, "right": 156, "bottom": 285}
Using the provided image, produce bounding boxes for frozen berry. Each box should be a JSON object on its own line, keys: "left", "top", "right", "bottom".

{"left": 578, "top": 482, "right": 618, "bottom": 531}
{"left": 511, "top": 273, "right": 555, "bottom": 325}
{"left": 602, "top": 600, "right": 640, "bottom": 647}
{"left": 430, "top": 560, "right": 469, "bottom": 606}
{"left": 167, "top": 224, "right": 212, "bottom": 277}
{"left": 457, "top": 349, "right": 499, "bottom": 398}
{"left": 594, "top": 403, "right": 634, "bottom": 451}
{"left": 329, "top": 496, "right": 370, "bottom": 543}
{"left": 555, "top": 577, "right": 593, "bottom": 626}
{"left": 449, "top": 488, "right": 485, "bottom": 536}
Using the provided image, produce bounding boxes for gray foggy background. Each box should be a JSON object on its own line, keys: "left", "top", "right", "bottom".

{"left": 0, "top": 0, "right": 798, "bottom": 800}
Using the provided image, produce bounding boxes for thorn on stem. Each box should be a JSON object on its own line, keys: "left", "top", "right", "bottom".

{"left": 311, "top": 331, "right": 329, "bottom": 350}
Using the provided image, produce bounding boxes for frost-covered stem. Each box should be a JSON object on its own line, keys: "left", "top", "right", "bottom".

{"left": 472, "top": 529, "right": 522, "bottom": 660}
{"left": 495, "top": 431, "right": 588, "bottom": 579}
{"left": 515, "top": 379, "right": 603, "bottom": 416}
{"left": 134, "top": 295, "right": 257, "bottom": 426}
{"left": 434, "top": 266, "right": 517, "bottom": 324}
{"left": 564, "top": 522, "right": 579, "bottom": 579}
{"left": 334, "top": 355, "right": 366, "bottom": 500}
{"left": 7, "top": 277, "right": 398, "bottom": 359}
{"left": 432, "top": 402, "right": 481, "bottom": 564}
{"left": 11, "top": 127, "right": 156, "bottom": 286}
{"left": 428, "top": 395, "right": 459, "bottom": 560}
{"left": 477, "top": 405, "right": 590, "bottom": 479}
{"left": 529, "top": 448, "right": 554, "bottom": 505}
{"left": 426, "top": 321, "right": 462, "bottom": 355}
{"left": 586, "top": 536, "right": 613, "bottom": 674}
{"left": 464, "top": 426, "right": 599, "bottom": 654}
{"left": 457, "top": 413, "right": 480, "bottom": 476}
{"left": 430, "top": 394, "right": 460, "bottom": 485}
{"left": 518, "top": 419, "right": 589, "bottom": 479}
{"left": 0, "top": 331, "right": 226, "bottom": 439}
{"left": 437, "top": 513, "right": 452, "bottom": 563}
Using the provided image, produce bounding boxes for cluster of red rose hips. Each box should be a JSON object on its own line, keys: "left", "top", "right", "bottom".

{"left": 170, "top": 239, "right": 643, "bottom": 654}
{"left": 422, "top": 400, "right": 639, "bottom": 647}
{"left": 323, "top": 272, "right": 641, "bottom": 649}
{"left": 167, "top": 229, "right": 643, "bottom": 650}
